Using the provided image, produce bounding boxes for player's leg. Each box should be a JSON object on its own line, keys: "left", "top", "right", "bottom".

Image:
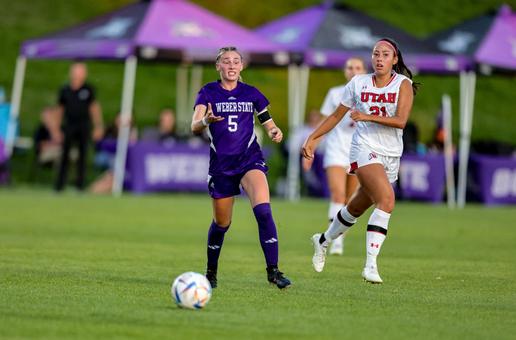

{"left": 312, "top": 186, "right": 373, "bottom": 272}
{"left": 325, "top": 166, "right": 347, "bottom": 255}
{"left": 205, "top": 196, "right": 233, "bottom": 288}
{"left": 54, "top": 130, "right": 72, "bottom": 191}
{"left": 75, "top": 128, "right": 89, "bottom": 191}
{"left": 241, "top": 169, "right": 291, "bottom": 289}
{"left": 205, "top": 174, "right": 239, "bottom": 288}
{"left": 354, "top": 163, "right": 395, "bottom": 283}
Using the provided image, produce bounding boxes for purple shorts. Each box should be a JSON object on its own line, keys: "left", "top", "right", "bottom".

{"left": 208, "top": 161, "right": 269, "bottom": 199}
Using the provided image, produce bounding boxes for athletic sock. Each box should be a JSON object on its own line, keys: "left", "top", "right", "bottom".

{"left": 328, "top": 201, "right": 346, "bottom": 245}
{"left": 319, "top": 206, "right": 357, "bottom": 245}
{"left": 206, "top": 220, "right": 229, "bottom": 270}
{"left": 253, "top": 203, "right": 279, "bottom": 267}
{"left": 366, "top": 208, "right": 390, "bottom": 268}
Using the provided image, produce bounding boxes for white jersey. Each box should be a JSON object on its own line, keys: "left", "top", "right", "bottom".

{"left": 341, "top": 73, "right": 411, "bottom": 157}
{"left": 320, "top": 84, "right": 356, "bottom": 166}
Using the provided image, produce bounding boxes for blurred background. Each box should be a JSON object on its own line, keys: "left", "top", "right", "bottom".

{"left": 0, "top": 0, "right": 515, "bottom": 205}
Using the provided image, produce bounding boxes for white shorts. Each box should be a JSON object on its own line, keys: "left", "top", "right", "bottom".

{"left": 323, "top": 134, "right": 351, "bottom": 169}
{"left": 349, "top": 144, "right": 400, "bottom": 183}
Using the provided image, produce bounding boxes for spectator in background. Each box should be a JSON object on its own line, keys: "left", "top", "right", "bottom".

{"left": 403, "top": 121, "right": 426, "bottom": 155}
{"left": 54, "top": 62, "right": 103, "bottom": 192}
{"left": 34, "top": 106, "right": 63, "bottom": 166}
{"left": 90, "top": 114, "right": 137, "bottom": 194}
{"left": 141, "top": 108, "right": 177, "bottom": 143}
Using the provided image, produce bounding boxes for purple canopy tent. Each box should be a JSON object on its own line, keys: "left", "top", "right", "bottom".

{"left": 255, "top": 1, "right": 470, "bottom": 201}
{"left": 8, "top": 0, "right": 288, "bottom": 195}
{"left": 425, "top": 4, "right": 516, "bottom": 207}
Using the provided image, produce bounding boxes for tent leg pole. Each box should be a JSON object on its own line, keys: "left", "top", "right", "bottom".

{"left": 442, "top": 94, "right": 455, "bottom": 209}
{"left": 5, "top": 56, "right": 26, "bottom": 157}
{"left": 112, "top": 55, "right": 138, "bottom": 197}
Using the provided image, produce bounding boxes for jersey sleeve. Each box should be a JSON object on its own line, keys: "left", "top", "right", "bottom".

{"left": 253, "top": 87, "right": 270, "bottom": 113}
{"left": 340, "top": 76, "right": 356, "bottom": 108}
{"left": 320, "top": 88, "right": 335, "bottom": 116}
{"left": 194, "top": 87, "right": 208, "bottom": 108}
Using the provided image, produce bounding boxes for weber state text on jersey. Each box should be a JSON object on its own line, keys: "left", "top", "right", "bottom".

{"left": 341, "top": 73, "right": 412, "bottom": 157}
{"left": 195, "top": 81, "right": 269, "bottom": 176}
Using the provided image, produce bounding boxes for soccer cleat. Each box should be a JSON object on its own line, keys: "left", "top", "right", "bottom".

{"left": 311, "top": 233, "right": 328, "bottom": 272}
{"left": 329, "top": 234, "right": 344, "bottom": 255}
{"left": 362, "top": 265, "right": 383, "bottom": 284}
{"left": 205, "top": 269, "right": 218, "bottom": 288}
{"left": 267, "top": 267, "right": 291, "bottom": 289}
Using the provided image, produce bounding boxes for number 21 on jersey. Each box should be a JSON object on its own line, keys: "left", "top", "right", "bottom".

{"left": 369, "top": 106, "right": 387, "bottom": 117}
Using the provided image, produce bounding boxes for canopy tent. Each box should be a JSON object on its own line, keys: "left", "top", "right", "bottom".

{"left": 7, "top": 0, "right": 288, "bottom": 195}
{"left": 425, "top": 4, "right": 516, "bottom": 207}
{"left": 256, "top": 2, "right": 470, "bottom": 73}
{"left": 255, "top": 1, "right": 470, "bottom": 201}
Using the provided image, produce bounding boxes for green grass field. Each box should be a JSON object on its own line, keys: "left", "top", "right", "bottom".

{"left": 1, "top": 189, "right": 515, "bottom": 339}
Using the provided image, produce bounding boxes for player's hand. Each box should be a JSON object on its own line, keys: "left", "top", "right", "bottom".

{"left": 204, "top": 103, "right": 224, "bottom": 125}
{"left": 302, "top": 137, "right": 315, "bottom": 160}
{"left": 268, "top": 126, "right": 283, "bottom": 143}
{"left": 302, "top": 156, "right": 314, "bottom": 171}
{"left": 350, "top": 109, "right": 368, "bottom": 122}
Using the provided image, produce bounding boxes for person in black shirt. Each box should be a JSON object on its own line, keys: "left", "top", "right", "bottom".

{"left": 54, "top": 63, "right": 103, "bottom": 192}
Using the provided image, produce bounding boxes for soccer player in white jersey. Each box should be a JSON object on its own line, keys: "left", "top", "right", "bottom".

{"left": 302, "top": 38, "right": 418, "bottom": 283}
{"left": 305, "top": 58, "right": 367, "bottom": 255}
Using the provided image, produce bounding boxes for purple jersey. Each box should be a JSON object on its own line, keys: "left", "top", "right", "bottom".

{"left": 195, "top": 81, "right": 269, "bottom": 176}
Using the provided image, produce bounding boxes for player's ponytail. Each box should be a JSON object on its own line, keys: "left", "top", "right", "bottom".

{"left": 378, "top": 38, "right": 420, "bottom": 95}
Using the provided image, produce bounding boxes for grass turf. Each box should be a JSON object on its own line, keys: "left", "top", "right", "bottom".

{"left": 1, "top": 189, "right": 515, "bottom": 339}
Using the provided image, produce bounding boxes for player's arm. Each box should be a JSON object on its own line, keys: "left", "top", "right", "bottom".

{"left": 257, "top": 109, "right": 282, "bottom": 143}
{"left": 191, "top": 103, "right": 224, "bottom": 134}
{"left": 302, "top": 104, "right": 349, "bottom": 160}
{"left": 350, "top": 79, "right": 413, "bottom": 129}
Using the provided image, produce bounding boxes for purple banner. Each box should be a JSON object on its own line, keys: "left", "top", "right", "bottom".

{"left": 398, "top": 154, "right": 445, "bottom": 203}
{"left": 470, "top": 154, "right": 516, "bottom": 205}
{"left": 128, "top": 142, "right": 209, "bottom": 194}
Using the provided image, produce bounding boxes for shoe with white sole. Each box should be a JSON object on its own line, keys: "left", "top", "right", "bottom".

{"left": 362, "top": 265, "right": 383, "bottom": 284}
{"left": 311, "top": 233, "right": 327, "bottom": 272}
{"left": 329, "top": 234, "right": 344, "bottom": 255}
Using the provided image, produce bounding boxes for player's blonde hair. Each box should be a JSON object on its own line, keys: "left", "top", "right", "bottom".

{"left": 215, "top": 46, "right": 243, "bottom": 63}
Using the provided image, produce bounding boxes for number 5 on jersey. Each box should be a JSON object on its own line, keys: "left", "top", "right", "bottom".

{"left": 228, "top": 114, "right": 238, "bottom": 132}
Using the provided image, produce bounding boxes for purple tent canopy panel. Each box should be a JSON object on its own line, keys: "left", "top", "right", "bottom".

{"left": 136, "top": 0, "right": 289, "bottom": 65}
{"left": 254, "top": 5, "right": 327, "bottom": 52}
{"left": 21, "top": 39, "right": 134, "bottom": 60}
{"left": 20, "top": 1, "right": 148, "bottom": 59}
{"left": 476, "top": 6, "right": 516, "bottom": 70}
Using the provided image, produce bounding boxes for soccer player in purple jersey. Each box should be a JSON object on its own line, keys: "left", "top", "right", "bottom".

{"left": 191, "top": 47, "right": 291, "bottom": 289}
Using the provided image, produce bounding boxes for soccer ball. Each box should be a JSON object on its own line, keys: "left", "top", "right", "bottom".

{"left": 171, "top": 272, "right": 212, "bottom": 310}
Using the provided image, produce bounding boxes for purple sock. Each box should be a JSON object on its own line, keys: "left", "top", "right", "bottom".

{"left": 253, "top": 203, "right": 279, "bottom": 267}
{"left": 206, "top": 220, "right": 229, "bottom": 270}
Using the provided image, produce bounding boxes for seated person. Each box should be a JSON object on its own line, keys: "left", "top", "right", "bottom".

{"left": 90, "top": 114, "right": 137, "bottom": 194}
{"left": 141, "top": 108, "right": 176, "bottom": 143}
{"left": 34, "top": 106, "right": 63, "bottom": 166}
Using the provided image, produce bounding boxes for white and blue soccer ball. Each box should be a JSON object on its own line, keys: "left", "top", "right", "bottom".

{"left": 171, "top": 272, "right": 212, "bottom": 310}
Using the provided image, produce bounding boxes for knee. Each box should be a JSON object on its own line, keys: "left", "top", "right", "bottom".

{"left": 377, "top": 195, "right": 395, "bottom": 213}
{"left": 214, "top": 217, "right": 231, "bottom": 228}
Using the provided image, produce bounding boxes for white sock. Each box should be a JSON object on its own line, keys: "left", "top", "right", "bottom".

{"left": 328, "top": 202, "right": 346, "bottom": 242}
{"left": 323, "top": 206, "right": 357, "bottom": 244}
{"left": 365, "top": 208, "right": 390, "bottom": 268}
